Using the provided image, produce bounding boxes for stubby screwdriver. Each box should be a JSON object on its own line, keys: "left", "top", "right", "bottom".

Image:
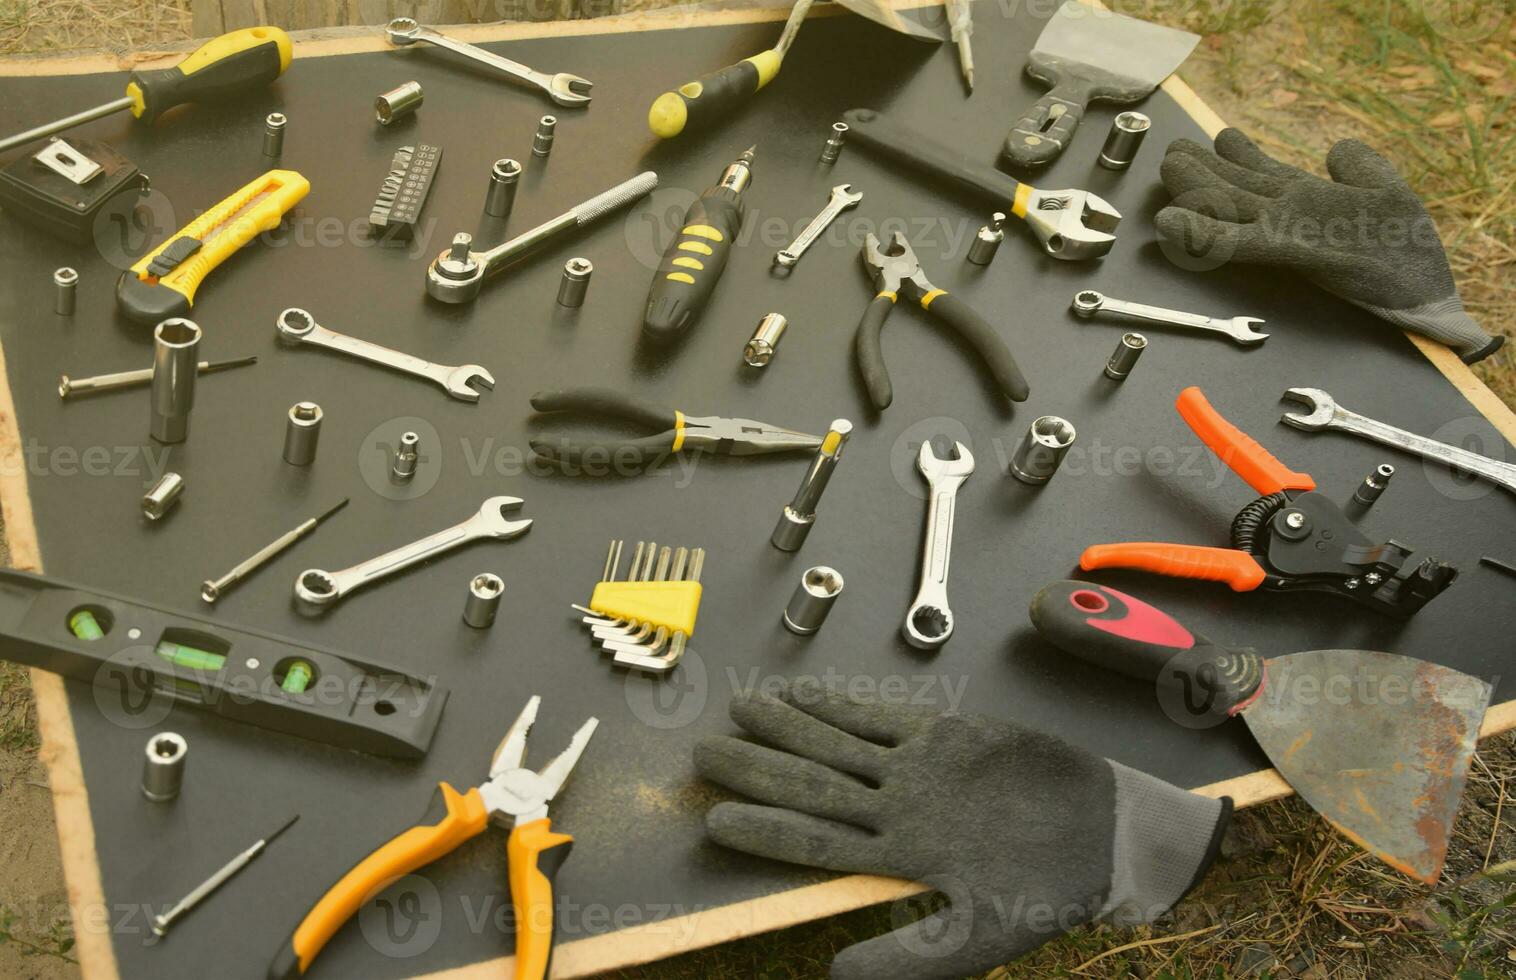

{"left": 0, "top": 27, "right": 293, "bottom": 155}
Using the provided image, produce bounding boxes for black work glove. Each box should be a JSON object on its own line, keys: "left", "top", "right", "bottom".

{"left": 695, "top": 680, "right": 1230, "bottom": 980}
{"left": 1156, "top": 128, "right": 1502, "bottom": 364}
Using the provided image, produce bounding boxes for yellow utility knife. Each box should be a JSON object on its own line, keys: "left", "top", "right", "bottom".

{"left": 117, "top": 169, "right": 309, "bottom": 324}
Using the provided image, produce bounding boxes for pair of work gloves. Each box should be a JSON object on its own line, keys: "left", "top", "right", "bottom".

{"left": 695, "top": 679, "right": 1230, "bottom": 980}
{"left": 1156, "top": 128, "right": 1502, "bottom": 364}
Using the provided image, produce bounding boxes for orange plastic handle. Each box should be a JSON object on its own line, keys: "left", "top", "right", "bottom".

{"left": 508, "top": 818, "right": 574, "bottom": 980}
{"left": 1081, "top": 543, "right": 1267, "bottom": 592}
{"left": 1176, "top": 387, "right": 1315, "bottom": 496}
{"left": 279, "top": 783, "right": 489, "bottom": 977}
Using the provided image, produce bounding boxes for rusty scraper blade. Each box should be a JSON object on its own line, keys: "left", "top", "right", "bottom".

{"left": 1243, "top": 649, "right": 1492, "bottom": 884}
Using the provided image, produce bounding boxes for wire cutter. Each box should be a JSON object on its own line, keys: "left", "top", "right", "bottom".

{"left": 528, "top": 387, "right": 823, "bottom": 467}
{"left": 1079, "top": 386, "right": 1458, "bottom": 618}
{"left": 269, "top": 697, "right": 597, "bottom": 980}
{"left": 856, "top": 231, "right": 1030, "bottom": 411}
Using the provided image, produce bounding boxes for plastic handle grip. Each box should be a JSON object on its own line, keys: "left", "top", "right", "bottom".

{"left": 1003, "top": 77, "right": 1094, "bottom": 168}
{"left": 508, "top": 818, "right": 574, "bottom": 980}
{"left": 647, "top": 51, "right": 777, "bottom": 138}
{"left": 128, "top": 27, "right": 292, "bottom": 122}
{"left": 923, "top": 292, "right": 1030, "bottom": 402}
{"left": 1080, "top": 543, "right": 1267, "bottom": 592}
{"left": 1176, "top": 387, "right": 1315, "bottom": 496}
{"left": 853, "top": 293, "right": 899, "bottom": 410}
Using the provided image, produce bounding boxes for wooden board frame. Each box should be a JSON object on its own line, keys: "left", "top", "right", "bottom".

{"left": 2, "top": 5, "right": 1514, "bottom": 977}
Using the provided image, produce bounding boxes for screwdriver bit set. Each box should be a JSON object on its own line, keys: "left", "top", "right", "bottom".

{"left": 573, "top": 539, "right": 705, "bottom": 674}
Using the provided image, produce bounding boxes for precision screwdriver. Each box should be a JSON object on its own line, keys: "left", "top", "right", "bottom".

{"left": 152, "top": 814, "right": 298, "bottom": 937}
{"left": 642, "top": 146, "right": 755, "bottom": 343}
{"left": 0, "top": 27, "right": 293, "bottom": 155}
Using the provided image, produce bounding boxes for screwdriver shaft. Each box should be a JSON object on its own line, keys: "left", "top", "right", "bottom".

{"left": 0, "top": 96, "right": 134, "bottom": 155}
{"left": 60, "top": 356, "right": 258, "bottom": 400}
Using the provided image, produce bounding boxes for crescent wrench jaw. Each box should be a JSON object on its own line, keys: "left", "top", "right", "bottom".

{"left": 1021, "top": 188, "right": 1121, "bottom": 261}
{"left": 1281, "top": 387, "right": 1338, "bottom": 430}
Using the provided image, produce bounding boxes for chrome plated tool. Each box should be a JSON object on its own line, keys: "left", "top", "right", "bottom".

{"left": 384, "top": 17, "right": 592, "bottom": 106}
{"left": 277, "top": 308, "right": 493, "bottom": 402}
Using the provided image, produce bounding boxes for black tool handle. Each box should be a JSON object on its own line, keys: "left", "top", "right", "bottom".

{"left": 642, "top": 189, "right": 742, "bottom": 343}
{"left": 648, "top": 57, "right": 768, "bottom": 139}
{"left": 842, "top": 108, "right": 1022, "bottom": 208}
{"left": 529, "top": 388, "right": 678, "bottom": 469}
{"left": 530, "top": 388, "right": 674, "bottom": 430}
{"left": 1028, "top": 581, "right": 1263, "bottom": 718}
{"left": 1003, "top": 77, "right": 1096, "bottom": 169}
{"left": 128, "top": 27, "right": 289, "bottom": 124}
{"left": 926, "top": 293, "right": 1030, "bottom": 402}
{"left": 853, "top": 293, "right": 898, "bottom": 410}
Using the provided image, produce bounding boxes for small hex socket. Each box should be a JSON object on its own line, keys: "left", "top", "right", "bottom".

{"left": 142, "top": 732, "right": 187, "bottom": 802}
{"left": 142, "top": 472, "right": 185, "bottom": 521}
{"left": 1099, "top": 111, "right": 1151, "bottom": 171}
{"left": 783, "top": 566, "right": 844, "bottom": 635}
{"left": 463, "top": 573, "right": 504, "bottom": 629}
{"left": 772, "top": 419, "right": 852, "bottom": 551}
{"left": 1010, "top": 416, "right": 1076, "bottom": 486}
{"left": 375, "top": 81, "right": 423, "bottom": 126}
{"left": 1353, "top": 463, "right": 1395, "bottom": 508}
{"left": 820, "top": 121, "right": 847, "bottom": 164}
{"left": 966, "top": 214, "right": 1006, "bottom": 266}
{"left": 1104, "top": 332, "right": 1147, "bottom": 380}
{"left": 54, "top": 267, "right": 77, "bottom": 315}
{"left": 485, "top": 158, "right": 521, "bottom": 219}
{"left": 263, "top": 112, "right": 286, "bottom": 157}
{"left": 391, "top": 431, "right": 420, "bottom": 482}
{"left": 532, "top": 115, "right": 557, "bottom": 157}
{"left": 151, "top": 318, "right": 200, "bottom": 444}
{"left": 283, "top": 401, "right": 322, "bottom": 465}
{"left": 556, "top": 257, "right": 593, "bottom": 308}
{"left": 744, "top": 313, "right": 788, "bottom": 368}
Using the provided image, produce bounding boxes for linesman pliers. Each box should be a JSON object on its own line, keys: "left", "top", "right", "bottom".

{"left": 856, "top": 231, "right": 1030, "bottom": 411}
{"left": 269, "top": 697, "right": 597, "bottom": 980}
{"left": 529, "top": 387, "right": 822, "bottom": 467}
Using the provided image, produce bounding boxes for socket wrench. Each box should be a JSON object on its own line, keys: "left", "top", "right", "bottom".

{"left": 277, "top": 308, "right": 493, "bottom": 402}
{"left": 384, "top": 18, "right": 592, "bottom": 106}
{"left": 775, "top": 183, "right": 862, "bottom": 268}
{"left": 1072, "top": 290, "right": 1268, "bottom": 346}
{"left": 1283, "top": 387, "right": 1516, "bottom": 496}
{"left": 903, "top": 440, "right": 974, "bottom": 650}
{"left": 294, "top": 497, "right": 532, "bottom": 612}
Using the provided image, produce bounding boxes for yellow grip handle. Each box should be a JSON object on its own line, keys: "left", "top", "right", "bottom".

{"left": 508, "top": 818, "right": 574, "bottom": 980}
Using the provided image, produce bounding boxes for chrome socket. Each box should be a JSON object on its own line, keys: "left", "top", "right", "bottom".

{"left": 1098, "top": 111, "right": 1151, "bottom": 171}
{"left": 1353, "top": 463, "right": 1395, "bottom": 509}
{"left": 743, "top": 313, "right": 788, "bottom": 368}
{"left": 556, "top": 257, "right": 593, "bottom": 308}
{"left": 1010, "top": 416, "right": 1076, "bottom": 486}
{"left": 54, "top": 267, "right": 77, "bottom": 315}
{"left": 375, "top": 81, "right": 423, "bottom": 126}
{"left": 484, "top": 158, "right": 521, "bottom": 219}
{"left": 463, "top": 573, "right": 504, "bottom": 628}
{"left": 142, "top": 472, "right": 185, "bottom": 521}
{"left": 771, "top": 419, "right": 852, "bottom": 551}
{"left": 391, "top": 431, "right": 420, "bottom": 482}
{"left": 532, "top": 115, "right": 556, "bottom": 157}
{"left": 150, "top": 318, "right": 201, "bottom": 444}
{"left": 1104, "top": 332, "right": 1147, "bottom": 381}
{"left": 783, "top": 565, "right": 844, "bottom": 635}
{"left": 966, "top": 213, "right": 1006, "bottom": 266}
{"left": 820, "top": 121, "right": 847, "bottom": 164}
{"left": 141, "top": 732, "right": 187, "bottom": 802}
{"left": 263, "top": 112, "right": 286, "bottom": 157}
{"left": 283, "top": 401, "right": 322, "bottom": 466}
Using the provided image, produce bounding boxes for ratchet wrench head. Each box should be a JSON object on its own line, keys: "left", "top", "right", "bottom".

{"left": 1021, "top": 188, "right": 1120, "bottom": 260}
{"left": 427, "top": 234, "right": 485, "bottom": 304}
{"left": 1280, "top": 387, "right": 1338, "bottom": 431}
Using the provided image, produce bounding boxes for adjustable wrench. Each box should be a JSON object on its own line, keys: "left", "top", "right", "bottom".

{"left": 384, "top": 18, "right": 592, "bottom": 107}
{"left": 276, "top": 308, "right": 494, "bottom": 402}
{"left": 1072, "top": 290, "right": 1268, "bottom": 346}
{"left": 295, "top": 497, "right": 532, "bottom": 613}
{"left": 904, "top": 440, "right": 974, "bottom": 650}
{"left": 774, "top": 184, "right": 863, "bottom": 269}
{"left": 1282, "top": 387, "right": 1516, "bottom": 496}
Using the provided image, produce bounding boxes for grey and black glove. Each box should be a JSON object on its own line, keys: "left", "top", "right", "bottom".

{"left": 695, "top": 680, "right": 1230, "bottom": 980}
{"left": 1155, "top": 128, "right": 1502, "bottom": 364}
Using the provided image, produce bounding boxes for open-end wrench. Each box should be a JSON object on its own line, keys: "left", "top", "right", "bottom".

{"left": 295, "top": 497, "right": 532, "bottom": 613}
{"left": 1282, "top": 387, "right": 1516, "bottom": 496}
{"left": 1072, "top": 290, "right": 1268, "bottom": 346}
{"left": 904, "top": 440, "right": 974, "bottom": 650}
{"left": 277, "top": 308, "right": 494, "bottom": 402}
{"left": 384, "top": 17, "right": 592, "bottom": 106}
{"left": 774, "top": 184, "right": 863, "bottom": 269}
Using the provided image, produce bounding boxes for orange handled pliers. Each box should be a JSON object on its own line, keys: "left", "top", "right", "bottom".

{"left": 269, "top": 696, "right": 598, "bottom": 980}
{"left": 1079, "top": 386, "right": 1457, "bottom": 618}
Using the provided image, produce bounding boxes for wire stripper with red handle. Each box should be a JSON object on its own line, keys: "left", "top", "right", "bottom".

{"left": 1079, "top": 386, "right": 1458, "bottom": 618}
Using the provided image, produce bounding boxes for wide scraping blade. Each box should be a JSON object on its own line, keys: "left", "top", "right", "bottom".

{"left": 1034, "top": 1, "right": 1199, "bottom": 91}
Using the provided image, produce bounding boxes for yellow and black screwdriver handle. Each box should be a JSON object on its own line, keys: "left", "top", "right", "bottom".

{"left": 117, "top": 169, "right": 309, "bottom": 325}
{"left": 647, "top": 50, "right": 781, "bottom": 139}
{"left": 128, "top": 27, "right": 292, "bottom": 124}
{"left": 268, "top": 782, "right": 573, "bottom": 980}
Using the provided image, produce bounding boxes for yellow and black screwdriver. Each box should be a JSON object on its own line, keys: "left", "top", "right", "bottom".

{"left": 642, "top": 145, "right": 755, "bottom": 344}
{"left": 0, "top": 27, "right": 292, "bottom": 155}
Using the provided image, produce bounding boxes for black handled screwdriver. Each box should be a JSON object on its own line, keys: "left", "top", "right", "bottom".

{"left": 642, "top": 145, "right": 755, "bottom": 344}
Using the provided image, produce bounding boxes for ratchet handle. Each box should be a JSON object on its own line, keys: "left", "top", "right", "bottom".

{"left": 1080, "top": 543, "right": 1267, "bottom": 592}
{"left": 923, "top": 292, "right": 1030, "bottom": 402}
{"left": 642, "top": 190, "right": 742, "bottom": 343}
{"left": 508, "top": 818, "right": 574, "bottom": 980}
{"left": 854, "top": 293, "right": 898, "bottom": 410}
{"left": 269, "top": 783, "right": 488, "bottom": 979}
{"left": 648, "top": 50, "right": 781, "bottom": 138}
{"left": 841, "top": 108, "right": 1022, "bottom": 209}
{"left": 1029, "top": 580, "right": 1263, "bottom": 716}
{"left": 1177, "top": 387, "right": 1315, "bottom": 496}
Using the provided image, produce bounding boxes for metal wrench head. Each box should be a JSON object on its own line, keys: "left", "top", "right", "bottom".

{"left": 543, "top": 73, "right": 594, "bottom": 107}
{"left": 443, "top": 364, "right": 496, "bottom": 402}
{"left": 1020, "top": 188, "right": 1120, "bottom": 261}
{"left": 384, "top": 17, "right": 425, "bottom": 45}
{"left": 276, "top": 307, "right": 318, "bottom": 343}
{"left": 775, "top": 184, "right": 863, "bottom": 268}
{"left": 916, "top": 438, "right": 976, "bottom": 483}
{"left": 1280, "top": 387, "right": 1338, "bottom": 431}
{"left": 1221, "top": 317, "right": 1270, "bottom": 345}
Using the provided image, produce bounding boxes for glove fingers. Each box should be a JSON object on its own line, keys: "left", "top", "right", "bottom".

{"left": 783, "top": 678, "right": 924, "bottom": 747}
{"left": 1160, "top": 152, "right": 1272, "bottom": 222}
{"left": 705, "top": 802, "right": 888, "bottom": 875}
{"left": 1165, "top": 133, "right": 1292, "bottom": 198}
{"left": 1325, "top": 138, "right": 1408, "bottom": 190}
{"left": 694, "top": 735, "right": 878, "bottom": 827}
{"left": 1154, "top": 206, "right": 1276, "bottom": 268}
{"left": 731, "top": 691, "right": 889, "bottom": 780}
{"left": 1213, "top": 127, "right": 1305, "bottom": 182}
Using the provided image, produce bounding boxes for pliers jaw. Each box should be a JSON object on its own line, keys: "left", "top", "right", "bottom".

{"left": 481, "top": 695, "right": 599, "bottom": 827}
{"left": 862, "top": 231, "right": 935, "bottom": 301}
{"left": 1020, "top": 188, "right": 1120, "bottom": 260}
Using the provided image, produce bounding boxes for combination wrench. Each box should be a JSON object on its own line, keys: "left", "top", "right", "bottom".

{"left": 774, "top": 184, "right": 863, "bottom": 269}
{"left": 277, "top": 308, "right": 494, "bottom": 402}
{"left": 384, "top": 18, "right": 592, "bottom": 107}
{"left": 295, "top": 497, "right": 532, "bottom": 613}
{"left": 1072, "top": 289, "right": 1268, "bottom": 346}
{"left": 1282, "top": 387, "right": 1516, "bottom": 496}
{"left": 904, "top": 440, "right": 974, "bottom": 650}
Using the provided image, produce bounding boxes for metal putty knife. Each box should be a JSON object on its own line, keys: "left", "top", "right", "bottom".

{"left": 1031, "top": 581, "right": 1491, "bottom": 884}
{"left": 1005, "top": 1, "right": 1198, "bottom": 169}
